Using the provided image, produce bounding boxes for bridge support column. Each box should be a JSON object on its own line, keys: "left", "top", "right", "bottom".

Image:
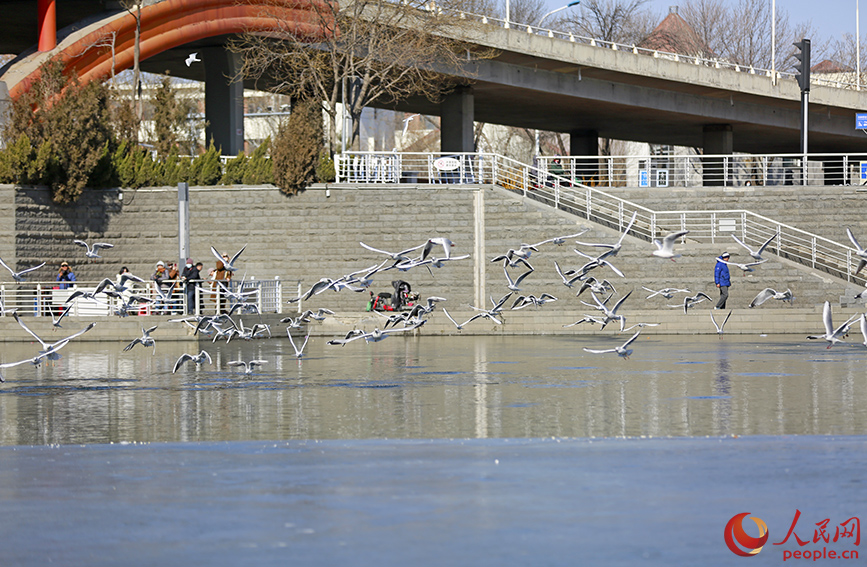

{"left": 441, "top": 86, "right": 474, "bottom": 153}
{"left": 569, "top": 129, "right": 599, "bottom": 183}
{"left": 702, "top": 124, "right": 732, "bottom": 186}
{"left": 204, "top": 48, "right": 244, "bottom": 156}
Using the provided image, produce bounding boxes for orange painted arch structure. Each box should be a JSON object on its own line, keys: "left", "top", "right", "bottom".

{"left": 9, "top": 0, "right": 334, "bottom": 100}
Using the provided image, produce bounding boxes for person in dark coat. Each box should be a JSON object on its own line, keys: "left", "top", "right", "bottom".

{"left": 180, "top": 258, "right": 201, "bottom": 315}
{"left": 714, "top": 252, "right": 731, "bottom": 309}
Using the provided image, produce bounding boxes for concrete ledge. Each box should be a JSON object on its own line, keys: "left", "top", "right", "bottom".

{"left": 0, "top": 304, "right": 846, "bottom": 342}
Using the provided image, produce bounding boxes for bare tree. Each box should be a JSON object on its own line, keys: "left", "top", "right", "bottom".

{"left": 232, "top": 0, "right": 492, "bottom": 152}
{"left": 560, "top": 0, "right": 657, "bottom": 44}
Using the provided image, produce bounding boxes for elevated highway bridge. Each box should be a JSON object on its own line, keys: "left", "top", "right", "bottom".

{"left": 2, "top": 0, "right": 867, "bottom": 163}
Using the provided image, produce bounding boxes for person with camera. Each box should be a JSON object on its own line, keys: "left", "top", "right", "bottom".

{"left": 56, "top": 261, "right": 76, "bottom": 290}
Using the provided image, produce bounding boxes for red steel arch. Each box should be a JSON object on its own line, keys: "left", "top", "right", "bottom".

{"left": 9, "top": 0, "right": 333, "bottom": 99}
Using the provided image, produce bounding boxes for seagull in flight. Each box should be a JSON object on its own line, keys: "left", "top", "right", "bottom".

{"left": 710, "top": 310, "right": 732, "bottom": 337}
{"left": 720, "top": 258, "right": 767, "bottom": 274}
{"left": 732, "top": 233, "right": 777, "bottom": 262}
{"left": 287, "top": 333, "right": 310, "bottom": 358}
{"left": 12, "top": 312, "right": 95, "bottom": 362}
{"left": 860, "top": 314, "right": 867, "bottom": 348}
{"left": 74, "top": 239, "right": 114, "bottom": 258}
{"left": 421, "top": 237, "right": 455, "bottom": 260}
{"left": 210, "top": 244, "right": 247, "bottom": 272}
{"left": 846, "top": 227, "right": 867, "bottom": 275}
{"left": 642, "top": 287, "right": 690, "bottom": 300}
{"left": 227, "top": 359, "right": 267, "bottom": 375}
{"left": 807, "top": 301, "right": 858, "bottom": 349}
{"left": 123, "top": 325, "right": 158, "bottom": 355}
{"left": 749, "top": 288, "right": 794, "bottom": 308}
{"left": 185, "top": 52, "right": 201, "bottom": 66}
{"left": 581, "top": 289, "right": 632, "bottom": 331}
{"left": 172, "top": 350, "right": 213, "bottom": 373}
{"left": 554, "top": 261, "right": 585, "bottom": 288}
{"left": 651, "top": 230, "right": 689, "bottom": 261}
{"left": 502, "top": 264, "right": 534, "bottom": 291}
{"left": 583, "top": 330, "right": 641, "bottom": 359}
{"left": 575, "top": 210, "right": 637, "bottom": 260}
{"left": 359, "top": 241, "right": 425, "bottom": 264}
{"left": 531, "top": 229, "right": 590, "bottom": 247}
{"left": 682, "top": 292, "right": 713, "bottom": 314}
{"left": 0, "top": 257, "right": 46, "bottom": 282}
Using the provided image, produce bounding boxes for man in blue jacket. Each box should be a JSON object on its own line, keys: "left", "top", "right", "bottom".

{"left": 714, "top": 252, "right": 731, "bottom": 309}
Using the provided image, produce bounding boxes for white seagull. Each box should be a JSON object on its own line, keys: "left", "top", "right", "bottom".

{"left": 642, "top": 287, "right": 690, "bottom": 300}
{"left": 651, "top": 230, "right": 689, "bottom": 261}
{"left": 502, "top": 264, "right": 534, "bottom": 292}
{"left": 532, "top": 229, "right": 590, "bottom": 247}
{"left": 846, "top": 227, "right": 867, "bottom": 275}
{"left": 710, "top": 310, "right": 732, "bottom": 337}
{"left": 359, "top": 241, "right": 425, "bottom": 264}
{"left": 554, "top": 261, "right": 585, "bottom": 288}
{"left": 720, "top": 258, "right": 767, "bottom": 274}
{"left": 172, "top": 350, "right": 213, "bottom": 373}
{"left": 574, "top": 211, "right": 637, "bottom": 260}
{"left": 682, "top": 292, "right": 713, "bottom": 314}
{"left": 749, "top": 288, "right": 794, "bottom": 308}
{"left": 860, "top": 314, "right": 867, "bottom": 348}
{"left": 123, "top": 325, "right": 158, "bottom": 355}
{"left": 74, "top": 239, "right": 114, "bottom": 258}
{"left": 421, "top": 237, "right": 455, "bottom": 260}
{"left": 227, "top": 359, "right": 267, "bottom": 375}
{"left": 807, "top": 301, "right": 858, "bottom": 349}
{"left": 210, "top": 244, "right": 247, "bottom": 272}
{"left": 581, "top": 289, "right": 632, "bottom": 331}
{"left": 732, "top": 233, "right": 778, "bottom": 262}
{"left": 287, "top": 333, "right": 310, "bottom": 358}
{"left": 13, "top": 312, "right": 95, "bottom": 362}
{"left": 185, "top": 52, "right": 201, "bottom": 66}
{"left": 0, "top": 257, "right": 46, "bottom": 282}
{"left": 583, "top": 330, "right": 641, "bottom": 359}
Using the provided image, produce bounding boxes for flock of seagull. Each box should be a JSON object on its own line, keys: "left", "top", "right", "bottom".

{"left": 2, "top": 216, "right": 867, "bottom": 380}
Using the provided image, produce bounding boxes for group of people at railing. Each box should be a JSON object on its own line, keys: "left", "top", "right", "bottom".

{"left": 14, "top": 253, "right": 255, "bottom": 317}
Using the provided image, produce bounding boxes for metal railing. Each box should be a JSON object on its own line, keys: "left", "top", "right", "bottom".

{"left": 453, "top": 10, "right": 864, "bottom": 91}
{"left": 1, "top": 279, "right": 286, "bottom": 318}
{"left": 535, "top": 153, "right": 867, "bottom": 188}
{"left": 335, "top": 151, "right": 867, "bottom": 286}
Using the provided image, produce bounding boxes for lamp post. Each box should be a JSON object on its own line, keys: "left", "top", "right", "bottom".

{"left": 771, "top": 0, "right": 776, "bottom": 85}
{"left": 538, "top": 0, "right": 580, "bottom": 27}
{"left": 858, "top": 0, "right": 861, "bottom": 91}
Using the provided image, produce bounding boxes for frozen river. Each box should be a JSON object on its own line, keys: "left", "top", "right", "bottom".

{"left": 0, "top": 334, "right": 865, "bottom": 566}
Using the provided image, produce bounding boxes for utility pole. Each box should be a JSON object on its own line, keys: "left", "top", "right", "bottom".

{"left": 793, "top": 39, "right": 811, "bottom": 183}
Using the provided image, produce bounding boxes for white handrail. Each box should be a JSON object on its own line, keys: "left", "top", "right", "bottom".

{"left": 335, "top": 151, "right": 866, "bottom": 285}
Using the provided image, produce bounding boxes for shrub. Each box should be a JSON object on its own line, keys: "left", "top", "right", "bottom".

{"left": 271, "top": 100, "right": 323, "bottom": 195}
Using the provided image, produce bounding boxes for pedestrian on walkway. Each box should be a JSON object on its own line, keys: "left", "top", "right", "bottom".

{"left": 714, "top": 252, "right": 731, "bottom": 309}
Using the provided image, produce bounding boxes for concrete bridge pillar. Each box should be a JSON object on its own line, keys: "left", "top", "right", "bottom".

{"left": 569, "top": 129, "right": 599, "bottom": 183}
{"left": 204, "top": 47, "right": 244, "bottom": 156}
{"left": 702, "top": 124, "right": 732, "bottom": 186}
{"left": 441, "top": 86, "right": 474, "bottom": 153}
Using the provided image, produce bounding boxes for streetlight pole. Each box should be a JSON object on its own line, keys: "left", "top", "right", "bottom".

{"left": 538, "top": 0, "right": 580, "bottom": 28}
{"left": 858, "top": 0, "right": 861, "bottom": 91}
{"left": 771, "top": 0, "right": 776, "bottom": 85}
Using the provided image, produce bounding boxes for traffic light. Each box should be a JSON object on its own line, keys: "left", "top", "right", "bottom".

{"left": 793, "top": 39, "right": 811, "bottom": 92}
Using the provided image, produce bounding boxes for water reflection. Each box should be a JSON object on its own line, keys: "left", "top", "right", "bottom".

{"left": 0, "top": 335, "right": 866, "bottom": 445}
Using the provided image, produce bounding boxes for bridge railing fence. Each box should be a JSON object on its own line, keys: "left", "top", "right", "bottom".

{"left": 335, "top": 150, "right": 867, "bottom": 286}
{"left": 453, "top": 10, "right": 861, "bottom": 90}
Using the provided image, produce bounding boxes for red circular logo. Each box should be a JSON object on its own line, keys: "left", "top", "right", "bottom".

{"left": 725, "top": 512, "right": 769, "bottom": 556}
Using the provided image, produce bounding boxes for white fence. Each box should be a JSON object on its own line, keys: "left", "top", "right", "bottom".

{"left": 2, "top": 279, "right": 287, "bottom": 318}
{"left": 453, "top": 9, "right": 864, "bottom": 91}
{"left": 335, "top": 151, "right": 867, "bottom": 286}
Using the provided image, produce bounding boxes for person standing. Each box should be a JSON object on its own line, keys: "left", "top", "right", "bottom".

{"left": 180, "top": 258, "right": 201, "bottom": 315}
{"left": 714, "top": 252, "right": 731, "bottom": 309}
{"left": 56, "top": 261, "right": 76, "bottom": 289}
{"left": 152, "top": 261, "right": 170, "bottom": 314}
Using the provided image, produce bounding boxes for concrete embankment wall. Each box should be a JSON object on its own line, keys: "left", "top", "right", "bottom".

{"left": 0, "top": 182, "right": 863, "bottom": 340}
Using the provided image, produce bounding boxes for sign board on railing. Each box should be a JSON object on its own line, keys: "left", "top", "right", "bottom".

{"left": 433, "top": 157, "right": 461, "bottom": 171}
{"left": 857, "top": 113, "right": 867, "bottom": 129}
{"left": 861, "top": 162, "right": 867, "bottom": 183}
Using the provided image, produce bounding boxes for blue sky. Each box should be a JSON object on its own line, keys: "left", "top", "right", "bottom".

{"left": 544, "top": 1, "right": 860, "bottom": 43}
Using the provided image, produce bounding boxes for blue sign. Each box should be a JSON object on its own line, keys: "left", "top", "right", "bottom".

{"left": 857, "top": 113, "right": 867, "bottom": 129}
{"left": 639, "top": 170, "right": 649, "bottom": 187}
{"left": 861, "top": 162, "right": 867, "bottom": 180}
